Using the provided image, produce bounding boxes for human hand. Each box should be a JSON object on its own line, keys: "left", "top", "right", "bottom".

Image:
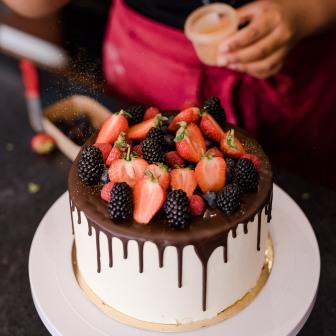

{"left": 217, "top": 1, "right": 301, "bottom": 79}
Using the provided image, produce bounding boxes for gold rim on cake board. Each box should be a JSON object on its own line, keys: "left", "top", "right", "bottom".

{"left": 72, "top": 237, "right": 273, "bottom": 332}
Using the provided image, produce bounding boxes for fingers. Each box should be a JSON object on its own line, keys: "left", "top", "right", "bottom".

{"left": 219, "top": 4, "right": 277, "bottom": 52}
{"left": 218, "top": 26, "right": 288, "bottom": 65}
{"left": 227, "top": 47, "right": 288, "bottom": 79}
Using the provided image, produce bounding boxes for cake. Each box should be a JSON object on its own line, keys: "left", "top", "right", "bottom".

{"left": 68, "top": 98, "right": 273, "bottom": 329}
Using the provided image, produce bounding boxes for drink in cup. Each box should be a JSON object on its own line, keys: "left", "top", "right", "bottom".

{"left": 185, "top": 3, "right": 238, "bottom": 66}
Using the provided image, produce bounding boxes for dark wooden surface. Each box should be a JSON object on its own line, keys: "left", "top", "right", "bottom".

{"left": 0, "top": 54, "right": 335, "bottom": 336}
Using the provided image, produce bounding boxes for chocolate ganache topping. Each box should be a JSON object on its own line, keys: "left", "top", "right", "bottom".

{"left": 68, "top": 113, "right": 273, "bottom": 312}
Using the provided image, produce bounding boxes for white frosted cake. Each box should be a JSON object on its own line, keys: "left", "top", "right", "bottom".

{"left": 68, "top": 100, "right": 273, "bottom": 329}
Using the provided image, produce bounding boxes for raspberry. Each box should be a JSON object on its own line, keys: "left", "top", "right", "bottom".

{"left": 189, "top": 195, "right": 205, "bottom": 216}
{"left": 165, "top": 151, "right": 185, "bottom": 168}
{"left": 101, "top": 182, "right": 114, "bottom": 202}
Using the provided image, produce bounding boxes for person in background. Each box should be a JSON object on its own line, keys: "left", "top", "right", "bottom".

{"left": 3, "top": 0, "right": 336, "bottom": 186}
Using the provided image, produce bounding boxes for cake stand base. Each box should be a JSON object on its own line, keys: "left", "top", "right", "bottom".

{"left": 29, "top": 184, "right": 320, "bottom": 336}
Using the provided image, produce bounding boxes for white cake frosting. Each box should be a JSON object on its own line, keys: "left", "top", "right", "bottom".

{"left": 73, "top": 207, "right": 268, "bottom": 324}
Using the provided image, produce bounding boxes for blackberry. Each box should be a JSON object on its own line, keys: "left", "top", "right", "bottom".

{"left": 125, "top": 105, "right": 145, "bottom": 125}
{"left": 202, "top": 96, "right": 226, "bottom": 127}
{"left": 234, "top": 158, "right": 259, "bottom": 191}
{"left": 217, "top": 184, "right": 241, "bottom": 214}
{"left": 108, "top": 182, "right": 133, "bottom": 220}
{"left": 147, "top": 127, "right": 164, "bottom": 147}
{"left": 77, "top": 145, "right": 105, "bottom": 185}
{"left": 203, "top": 191, "right": 217, "bottom": 208}
{"left": 164, "top": 190, "right": 191, "bottom": 229}
{"left": 142, "top": 138, "right": 165, "bottom": 164}
{"left": 225, "top": 158, "right": 235, "bottom": 184}
{"left": 100, "top": 169, "right": 110, "bottom": 184}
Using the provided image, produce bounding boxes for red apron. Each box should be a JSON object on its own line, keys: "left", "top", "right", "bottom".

{"left": 103, "top": 0, "right": 336, "bottom": 186}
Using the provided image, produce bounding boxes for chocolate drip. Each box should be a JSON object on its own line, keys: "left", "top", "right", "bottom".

{"left": 69, "top": 196, "right": 74, "bottom": 234}
{"left": 88, "top": 222, "right": 92, "bottom": 236}
{"left": 95, "top": 227, "right": 101, "bottom": 273}
{"left": 232, "top": 227, "right": 237, "bottom": 238}
{"left": 266, "top": 190, "right": 273, "bottom": 222}
{"left": 138, "top": 241, "right": 144, "bottom": 273}
{"left": 257, "top": 211, "right": 262, "bottom": 251}
{"left": 223, "top": 232, "right": 229, "bottom": 263}
{"left": 108, "top": 236, "right": 113, "bottom": 268}
{"left": 158, "top": 245, "right": 164, "bottom": 268}
{"left": 243, "top": 222, "right": 248, "bottom": 234}
{"left": 121, "top": 239, "right": 128, "bottom": 259}
{"left": 177, "top": 246, "right": 184, "bottom": 288}
{"left": 77, "top": 209, "right": 81, "bottom": 224}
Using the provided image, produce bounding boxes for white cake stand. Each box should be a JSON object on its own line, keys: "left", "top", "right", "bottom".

{"left": 29, "top": 184, "right": 320, "bottom": 336}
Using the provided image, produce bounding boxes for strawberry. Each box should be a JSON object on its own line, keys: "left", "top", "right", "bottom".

{"left": 220, "top": 129, "right": 245, "bottom": 158}
{"left": 146, "top": 163, "right": 170, "bottom": 189}
{"left": 95, "top": 110, "right": 129, "bottom": 144}
{"left": 144, "top": 107, "right": 160, "bottom": 120}
{"left": 108, "top": 146, "right": 148, "bottom": 187}
{"left": 100, "top": 182, "right": 114, "bottom": 202}
{"left": 168, "top": 107, "right": 200, "bottom": 132}
{"left": 106, "top": 147, "right": 121, "bottom": 166}
{"left": 181, "top": 100, "right": 198, "bottom": 110}
{"left": 132, "top": 144, "right": 143, "bottom": 157}
{"left": 189, "top": 195, "right": 205, "bottom": 216}
{"left": 94, "top": 143, "right": 112, "bottom": 162}
{"left": 133, "top": 175, "right": 166, "bottom": 224}
{"left": 195, "top": 153, "right": 226, "bottom": 192}
{"left": 175, "top": 122, "right": 206, "bottom": 162}
{"left": 206, "top": 147, "right": 224, "bottom": 158}
{"left": 31, "top": 133, "right": 55, "bottom": 154}
{"left": 200, "top": 112, "right": 225, "bottom": 142}
{"left": 241, "top": 153, "right": 260, "bottom": 169}
{"left": 127, "top": 114, "right": 167, "bottom": 140}
{"left": 165, "top": 151, "right": 185, "bottom": 168}
{"left": 114, "top": 131, "right": 131, "bottom": 152}
{"left": 170, "top": 168, "right": 197, "bottom": 198}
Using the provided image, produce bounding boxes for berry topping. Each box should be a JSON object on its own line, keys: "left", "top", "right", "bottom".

{"left": 142, "top": 138, "right": 165, "bottom": 164}
{"left": 77, "top": 145, "right": 105, "bottom": 185}
{"left": 170, "top": 168, "right": 197, "bottom": 198}
{"left": 217, "top": 183, "right": 241, "bottom": 214}
{"left": 220, "top": 129, "right": 245, "bottom": 158}
{"left": 168, "top": 107, "right": 200, "bottom": 132}
{"left": 146, "top": 127, "right": 164, "bottom": 147}
{"left": 109, "top": 146, "right": 148, "bottom": 187}
{"left": 189, "top": 195, "right": 205, "bottom": 216}
{"left": 100, "top": 169, "right": 110, "bottom": 184}
{"left": 164, "top": 190, "right": 191, "bottom": 229}
{"left": 95, "top": 110, "right": 129, "bottom": 144}
{"left": 225, "top": 157, "right": 235, "bottom": 184}
{"left": 108, "top": 182, "right": 133, "bottom": 220}
{"left": 200, "top": 112, "right": 225, "bottom": 142}
{"left": 234, "top": 158, "right": 260, "bottom": 191}
{"left": 175, "top": 122, "right": 206, "bottom": 163}
{"left": 202, "top": 191, "right": 217, "bottom": 208}
{"left": 202, "top": 96, "right": 226, "bottom": 128}
{"left": 94, "top": 143, "right": 112, "bottom": 162}
{"left": 127, "top": 114, "right": 167, "bottom": 140}
{"left": 195, "top": 153, "right": 226, "bottom": 192}
{"left": 106, "top": 147, "right": 121, "bottom": 166}
{"left": 31, "top": 133, "right": 55, "bottom": 154}
{"left": 125, "top": 105, "right": 145, "bottom": 125}
{"left": 144, "top": 106, "right": 160, "bottom": 120}
{"left": 133, "top": 173, "right": 166, "bottom": 224}
{"left": 163, "top": 133, "right": 175, "bottom": 149}
{"left": 101, "top": 182, "right": 114, "bottom": 202}
{"left": 241, "top": 153, "right": 260, "bottom": 169}
{"left": 146, "top": 163, "right": 170, "bottom": 189}
{"left": 165, "top": 151, "right": 185, "bottom": 168}
{"left": 206, "top": 147, "right": 224, "bottom": 158}
{"left": 132, "top": 144, "right": 143, "bottom": 157}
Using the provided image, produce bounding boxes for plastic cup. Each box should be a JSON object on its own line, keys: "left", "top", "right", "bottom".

{"left": 185, "top": 3, "right": 238, "bottom": 66}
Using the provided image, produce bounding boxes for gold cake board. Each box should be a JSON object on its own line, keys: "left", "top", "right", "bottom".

{"left": 73, "top": 238, "right": 273, "bottom": 332}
